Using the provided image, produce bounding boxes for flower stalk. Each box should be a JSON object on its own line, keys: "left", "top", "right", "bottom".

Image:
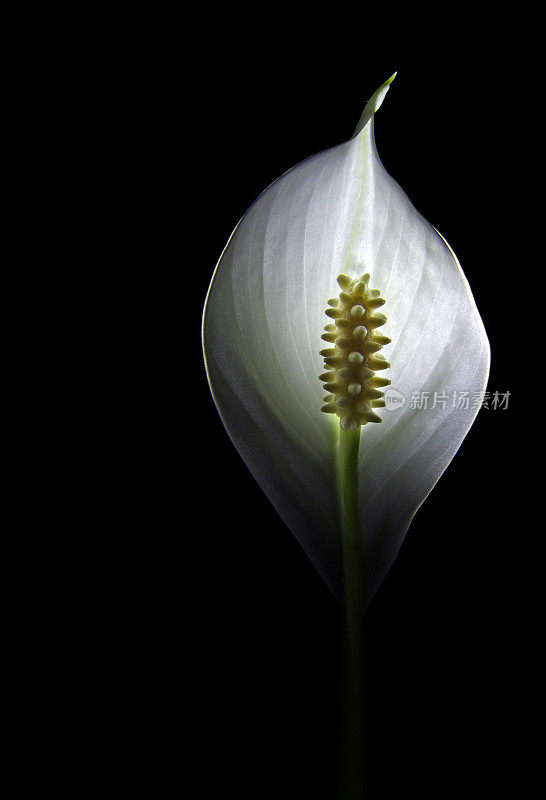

{"left": 336, "top": 425, "right": 365, "bottom": 798}
{"left": 337, "top": 426, "right": 363, "bottom": 660}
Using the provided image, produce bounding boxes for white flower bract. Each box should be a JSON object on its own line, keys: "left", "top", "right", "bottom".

{"left": 202, "top": 75, "right": 490, "bottom": 608}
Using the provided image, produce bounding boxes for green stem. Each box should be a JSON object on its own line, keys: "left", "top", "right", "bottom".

{"left": 336, "top": 426, "right": 365, "bottom": 799}
{"left": 337, "top": 427, "right": 363, "bottom": 662}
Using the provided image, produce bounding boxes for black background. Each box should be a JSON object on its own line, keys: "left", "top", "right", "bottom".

{"left": 10, "top": 15, "right": 540, "bottom": 799}
{"left": 181, "top": 47, "right": 530, "bottom": 800}
{"left": 68, "top": 30, "right": 536, "bottom": 800}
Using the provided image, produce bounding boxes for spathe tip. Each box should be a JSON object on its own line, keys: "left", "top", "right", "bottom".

{"left": 352, "top": 72, "right": 397, "bottom": 139}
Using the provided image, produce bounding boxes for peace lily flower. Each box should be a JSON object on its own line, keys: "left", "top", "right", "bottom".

{"left": 202, "top": 74, "right": 490, "bottom": 616}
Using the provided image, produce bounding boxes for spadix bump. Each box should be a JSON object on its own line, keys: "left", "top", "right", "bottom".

{"left": 320, "top": 273, "right": 391, "bottom": 428}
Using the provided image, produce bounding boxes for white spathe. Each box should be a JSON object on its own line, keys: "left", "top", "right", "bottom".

{"left": 202, "top": 76, "right": 490, "bottom": 608}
